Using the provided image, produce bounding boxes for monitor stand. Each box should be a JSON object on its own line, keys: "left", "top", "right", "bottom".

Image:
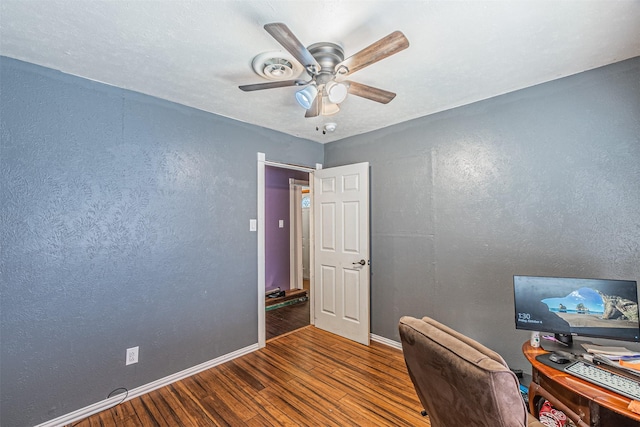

{"left": 540, "top": 333, "right": 577, "bottom": 353}
{"left": 541, "top": 334, "right": 594, "bottom": 358}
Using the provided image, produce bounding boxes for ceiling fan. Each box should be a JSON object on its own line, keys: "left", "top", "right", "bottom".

{"left": 239, "top": 23, "right": 409, "bottom": 118}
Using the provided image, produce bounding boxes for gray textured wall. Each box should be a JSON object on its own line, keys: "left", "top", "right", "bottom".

{"left": 0, "top": 57, "right": 323, "bottom": 427}
{"left": 325, "top": 57, "right": 640, "bottom": 371}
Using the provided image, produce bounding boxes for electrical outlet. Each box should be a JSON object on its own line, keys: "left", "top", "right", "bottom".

{"left": 126, "top": 346, "right": 139, "bottom": 365}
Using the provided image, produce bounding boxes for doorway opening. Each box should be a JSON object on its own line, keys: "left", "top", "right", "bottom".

{"left": 264, "top": 168, "right": 311, "bottom": 340}
{"left": 289, "top": 179, "right": 310, "bottom": 293}
{"left": 257, "top": 153, "right": 371, "bottom": 347}
{"left": 257, "top": 153, "right": 318, "bottom": 347}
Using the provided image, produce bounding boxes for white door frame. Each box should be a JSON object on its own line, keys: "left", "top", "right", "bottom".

{"left": 257, "top": 152, "right": 321, "bottom": 348}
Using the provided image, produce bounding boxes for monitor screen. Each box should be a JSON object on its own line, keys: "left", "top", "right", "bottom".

{"left": 514, "top": 275, "right": 640, "bottom": 343}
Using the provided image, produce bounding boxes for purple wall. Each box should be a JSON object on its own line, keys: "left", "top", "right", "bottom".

{"left": 265, "top": 166, "right": 309, "bottom": 292}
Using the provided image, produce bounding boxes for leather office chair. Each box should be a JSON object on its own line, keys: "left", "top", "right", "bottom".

{"left": 399, "top": 316, "right": 587, "bottom": 427}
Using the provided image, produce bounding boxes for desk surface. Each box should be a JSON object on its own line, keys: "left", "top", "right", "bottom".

{"left": 523, "top": 342, "right": 640, "bottom": 423}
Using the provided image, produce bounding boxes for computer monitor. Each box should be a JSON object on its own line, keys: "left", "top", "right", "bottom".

{"left": 514, "top": 275, "right": 640, "bottom": 346}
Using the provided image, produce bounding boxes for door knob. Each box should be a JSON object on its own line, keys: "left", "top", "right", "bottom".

{"left": 353, "top": 259, "right": 366, "bottom": 266}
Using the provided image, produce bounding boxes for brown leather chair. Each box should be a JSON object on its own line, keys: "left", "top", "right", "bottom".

{"left": 399, "top": 316, "right": 587, "bottom": 427}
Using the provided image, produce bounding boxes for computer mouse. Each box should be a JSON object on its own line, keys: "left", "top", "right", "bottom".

{"left": 549, "top": 352, "right": 571, "bottom": 364}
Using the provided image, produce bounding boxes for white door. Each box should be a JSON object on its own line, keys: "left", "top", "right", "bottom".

{"left": 313, "top": 162, "right": 370, "bottom": 345}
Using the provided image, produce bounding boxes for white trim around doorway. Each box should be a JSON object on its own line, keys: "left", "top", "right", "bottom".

{"left": 257, "top": 152, "right": 321, "bottom": 348}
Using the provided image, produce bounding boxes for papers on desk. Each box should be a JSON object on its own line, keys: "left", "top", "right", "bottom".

{"left": 581, "top": 344, "right": 640, "bottom": 374}
{"left": 582, "top": 343, "right": 640, "bottom": 358}
{"left": 619, "top": 359, "right": 640, "bottom": 372}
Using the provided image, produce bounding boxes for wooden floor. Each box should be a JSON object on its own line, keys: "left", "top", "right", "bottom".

{"left": 69, "top": 326, "right": 429, "bottom": 426}
{"left": 265, "top": 299, "right": 310, "bottom": 340}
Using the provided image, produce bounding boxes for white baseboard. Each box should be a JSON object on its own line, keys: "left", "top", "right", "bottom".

{"left": 35, "top": 343, "right": 260, "bottom": 427}
{"left": 371, "top": 333, "right": 403, "bottom": 350}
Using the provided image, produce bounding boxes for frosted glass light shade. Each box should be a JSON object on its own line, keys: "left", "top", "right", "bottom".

{"left": 295, "top": 85, "right": 318, "bottom": 109}
{"left": 321, "top": 97, "right": 340, "bottom": 115}
{"left": 325, "top": 81, "right": 348, "bottom": 104}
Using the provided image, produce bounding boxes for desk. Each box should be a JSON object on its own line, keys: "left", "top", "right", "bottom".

{"left": 523, "top": 342, "right": 640, "bottom": 426}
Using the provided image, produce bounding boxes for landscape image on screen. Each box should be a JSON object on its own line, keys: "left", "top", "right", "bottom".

{"left": 543, "top": 286, "right": 638, "bottom": 329}
{"left": 514, "top": 276, "right": 640, "bottom": 342}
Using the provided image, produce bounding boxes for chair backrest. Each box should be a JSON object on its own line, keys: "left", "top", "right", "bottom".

{"left": 399, "top": 316, "right": 529, "bottom": 427}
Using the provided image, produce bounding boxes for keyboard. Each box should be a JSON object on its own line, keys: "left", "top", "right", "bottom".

{"left": 564, "top": 360, "right": 640, "bottom": 401}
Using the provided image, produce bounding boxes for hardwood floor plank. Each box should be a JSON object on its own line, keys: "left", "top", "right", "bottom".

{"left": 303, "top": 363, "right": 424, "bottom": 420}
{"left": 338, "top": 358, "right": 421, "bottom": 402}
{"left": 258, "top": 336, "right": 317, "bottom": 372}
{"left": 346, "top": 353, "right": 420, "bottom": 395}
{"left": 258, "top": 345, "right": 328, "bottom": 381}
{"left": 286, "top": 371, "right": 348, "bottom": 403}
{"left": 141, "top": 387, "right": 180, "bottom": 426}
{"left": 198, "top": 395, "right": 246, "bottom": 426}
{"left": 196, "top": 369, "right": 256, "bottom": 422}
{"left": 132, "top": 394, "right": 164, "bottom": 427}
{"left": 260, "top": 384, "right": 339, "bottom": 427}
{"left": 244, "top": 413, "right": 278, "bottom": 427}
{"left": 242, "top": 387, "right": 301, "bottom": 427}
{"left": 333, "top": 367, "right": 426, "bottom": 424}
{"left": 267, "top": 333, "right": 353, "bottom": 374}
{"left": 126, "top": 397, "right": 160, "bottom": 426}
{"left": 332, "top": 398, "right": 401, "bottom": 426}
{"left": 230, "top": 353, "right": 295, "bottom": 389}
{"left": 115, "top": 401, "right": 143, "bottom": 425}
{"left": 217, "top": 360, "right": 265, "bottom": 392}
{"left": 338, "top": 393, "right": 428, "bottom": 426}
{"left": 285, "top": 377, "right": 350, "bottom": 421}
{"left": 163, "top": 383, "right": 215, "bottom": 426}
{"left": 70, "top": 326, "right": 428, "bottom": 426}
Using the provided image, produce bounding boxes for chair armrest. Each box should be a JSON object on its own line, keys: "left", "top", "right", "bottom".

{"left": 529, "top": 383, "right": 589, "bottom": 427}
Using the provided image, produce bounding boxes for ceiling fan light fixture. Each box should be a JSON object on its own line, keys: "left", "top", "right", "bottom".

{"left": 241, "top": 23, "right": 409, "bottom": 119}
{"left": 325, "top": 81, "right": 348, "bottom": 104}
{"left": 295, "top": 84, "right": 318, "bottom": 109}
{"left": 321, "top": 97, "right": 340, "bottom": 116}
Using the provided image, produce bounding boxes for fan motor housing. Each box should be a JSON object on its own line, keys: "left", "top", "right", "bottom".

{"left": 307, "top": 43, "right": 344, "bottom": 73}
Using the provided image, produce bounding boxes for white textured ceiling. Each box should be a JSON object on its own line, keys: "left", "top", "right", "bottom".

{"left": 1, "top": 1, "right": 639, "bottom": 143}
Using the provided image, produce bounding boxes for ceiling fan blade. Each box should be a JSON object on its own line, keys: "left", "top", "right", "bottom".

{"left": 239, "top": 80, "right": 304, "bottom": 92}
{"left": 264, "top": 23, "right": 320, "bottom": 72}
{"left": 347, "top": 81, "right": 396, "bottom": 104}
{"left": 335, "top": 31, "right": 409, "bottom": 77}
{"left": 305, "top": 93, "right": 321, "bottom": 118}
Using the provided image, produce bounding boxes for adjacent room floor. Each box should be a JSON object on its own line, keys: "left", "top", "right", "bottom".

{"left": 265, "top": 286, "right": 310, "bottom": 341}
